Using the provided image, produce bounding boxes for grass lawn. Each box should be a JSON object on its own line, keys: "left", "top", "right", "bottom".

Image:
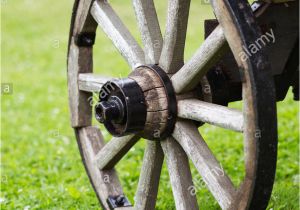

{"left": 1, "top": 0, "right": 299, "bottom": 209}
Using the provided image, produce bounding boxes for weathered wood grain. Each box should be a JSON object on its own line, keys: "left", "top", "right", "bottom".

{"left": 91, "top": 0, "right": 145, "bottom": 69}
{"left": 134, "top": 141, "right": 164, "bottom": 210}
{"left": 144, "top": 87, "right": 166, "bottom": 100}
{"left": 145, "top": 97, "right": 168, "bottom": 112}
{"left": 211, "top": 1, "right": 279, "bottom": 209}
{"left": 161, "top": 137, "right": 199, "bottom": 210}
{"left": 95, "top": 135, "right": 140, "bottom": 170}
{"left": 171, "top": 26, "right": 227, "bottom": 93}
{"left": 129, "top": 75, "right": 163, "bottom": 91}
{"left": 78, "top": 73, "right": 113, "bottom": 92}
{"left": 68, "top": 0, "right": 98, "bottom": 127}
{"left": 208, "top": 4, "right": 257, "bottom": 209}
{"left": 159, "top": 0, "right": 191, "bottom": 73}
{"left": 211, "top": 2, "right": 260, "bottom": 207}
{"left": 172, "top": 120, "right": 236, "bottom": 209}
{"left": 115, "top": 207, "right": 134, "bottom": 210}
{"left": 130, "top": 67, "right": 163, "bottom": 91}
{"left": 143, "top": 122, "right": 166, "bottom": 139}
{"left": 72, "top": 0, "right": 97, "bottom": 34}
{"left": 210, "top": 1, "right": 245, "bottom": 69}
{"left": 129, "top": 66, "right": 168, "bottom": 139}
{"left": 133, "top": 0, "right": 163, "bottom": 64}
{"left": 76, "top": 126, "right": 126, "bottom": 210}
{"left": 178, "top": 99, "right": 243, "bottom": 132}
{"left": 146, "top": 110, "right": 169, "bottom": 123}
{"left": 68, "top": 40, "right": 93, "bottom": 127}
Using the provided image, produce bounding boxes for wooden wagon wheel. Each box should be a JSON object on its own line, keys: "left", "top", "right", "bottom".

{"left": 67, "top": 0, "right": 277, "bottom": 209}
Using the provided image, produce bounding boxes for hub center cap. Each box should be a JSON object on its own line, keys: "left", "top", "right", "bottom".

{"left": 95, "top": 65, "right": 177, "bottom": 140}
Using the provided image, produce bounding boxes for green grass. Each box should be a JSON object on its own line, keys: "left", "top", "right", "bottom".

{"left": 1, "top": 0, "right": 299, "bottom": 209}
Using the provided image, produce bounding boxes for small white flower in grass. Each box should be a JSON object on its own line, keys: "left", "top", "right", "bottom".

{"left": 293, "top": 174, "right": 299, "bottom": 184}
{"left": 62, "top": 136, "right": 70, "bottom": 145}
{"left": 51, "top": 108, "right": 60, "bottom": 116}
{"left": 17, "top": 93, "right": 25, "bottom": 103}
{"left": 0, "top": 197, "right": 6, "bottom": 203}
{"left": 24, "top": 205, "right": 30, "bottom": 210}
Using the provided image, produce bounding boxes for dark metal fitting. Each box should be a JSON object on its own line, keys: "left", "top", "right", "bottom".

{"left": 75, "top": 32, "right": 96, "bottom": 47}
{"left": 107, "top": 195, "right": 132, "bottom": 209}
{"left": 95, "top": 78, "right": 147, "bottom": 136}
{"left": 95, "top": 96, "right": 124, "bottom": 123}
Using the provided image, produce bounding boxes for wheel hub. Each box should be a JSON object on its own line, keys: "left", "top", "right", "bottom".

{"left": 95, "top": 65, "right": 177, "bottom": 140}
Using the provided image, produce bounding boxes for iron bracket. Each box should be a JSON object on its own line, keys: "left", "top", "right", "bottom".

{"left": 75, "top": 32, "right": 96, "bottom": 47}
{"left": 107, "top": 195, "right": 132, "bottom": 209}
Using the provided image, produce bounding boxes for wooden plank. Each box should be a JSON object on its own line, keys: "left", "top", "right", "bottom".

{"left": 76, "top": 126, "right": 126, "bottom": 210}
{"left": 161, "top": 137, "right": 199, "bottom": 210}
{"left": 95, "top": 135, "right": 140, "bottom": 170}
{"left": 115, "top": 207, "right": 134, "bottom": 210}
{"left": 146, "top": 110, "right": 169, "bottom": 123}
{"left": 129, "top": 66, "right": 168, "bottom": 139}
{"left": 68, "top": 0, "right": 98, "bottom": 127}
{"left": 133, "top": 0, "right": 163, "bottom": 63}
{"left": 159, "top": 0, "right": 191, "bottom": 73}
{"left": 171, "top": 26, "right": 227, "bottom": 93}
{"left": 129, "top": 75, "right": 163, "bottom": 91}
{"left": 143, "top": 122, "right": 166, "bottom": 137}
{"left": 206, "top": 5, "right": 260, "bottom": 208}
{"left": 146, "top": 97, "right": 168, "bottom": 111}
{"left": 207, "top": 1, "right": 279, "bottom": 209}
{"left": 144, "top": 87, "right": 166, "bottom": 100}
{"left": 91, "top": 0, "right": 145, "bottom": 69}
{"left": 129, "top": 66, "right": 164, "bottom": 91}
{"left": 210, "top": 0, "right": 247, "bottom": 70}
{"left": 177, "top": 99, "right": 243, "bottom": 132}
{"left": 68, "top": 40, "right": 93, "bottom": 127}
{"left": 134, "top": 141, "right": 164, "bottom": 210}
{"left": 72, "top": 0, "right": 97, "bottom": 34}
{"left": 172, "top": 120, "right": 236, "bottom": 209}
{"left": 78, "top": 73, "right": 113, "bottom": 92}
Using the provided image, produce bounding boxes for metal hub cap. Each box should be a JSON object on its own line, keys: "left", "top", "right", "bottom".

{"left": 95, "top": 65, "right": 177, "bottom": 140}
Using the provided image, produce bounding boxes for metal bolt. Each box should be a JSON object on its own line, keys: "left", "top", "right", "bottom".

{"left": 95, "top": 96, "right": 124, "bottom": 123}
{"left": 115, "top": 195, "right": 126, "bottom": 206}
{"left": 83, "top": 37, "right": 93, "bottom": 45}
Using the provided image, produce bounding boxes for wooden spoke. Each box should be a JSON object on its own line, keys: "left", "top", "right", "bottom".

{"left": 71, "top": 0, "right": 97, "bottom": 35}
{"left": 133, "top": 0, "right": 163, "bottom": 64}
{"left": 171, "top": 26, "right": 227, "bottom": 93}
{"left": 95, "top": 135, "right": 140, "bottom": 170}
{"left": 172, "top": 120, "right": 236, "bottom": 209}
{"left": 159, "top": 0, "right": 191, "bottom": 73}
{"left": 134, "top": 141, "right": 164, "bottom": 210}
{"left": 78, "top": 73, "right": 113, "bottom": 92}
{"left": 161, "top": 138, "right": 199, "bottom": 210}
{"left": 76, "top": 126, "right": 127, "bottom": 209}
{"left": 178, "top": 99, "right": 243, "bottom": 132}
{"left": 91, "top": 0, "right": 145, "bottom": 69}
